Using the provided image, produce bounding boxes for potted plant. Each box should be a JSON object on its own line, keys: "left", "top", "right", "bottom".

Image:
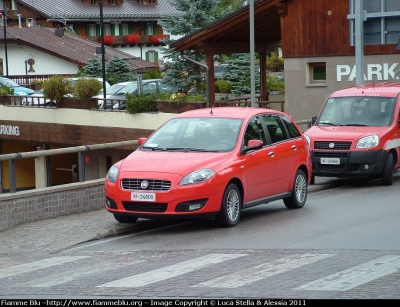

{"left": 125, "top": 34, "right": 140, "bottom": 44}
{"left": 63, "top": 78, "right": 103, "bottom": 109}
{"left": 266, "top": 56, "right": 284, "bottom": 71}
{"left": 31, "top": 79, "right": 43, "bottom": 91}
{"left": 41, "top": 75, "right": 72, "bottom": 105}
{"left": 0, "top": 85, "right": 15, "bottom": 105}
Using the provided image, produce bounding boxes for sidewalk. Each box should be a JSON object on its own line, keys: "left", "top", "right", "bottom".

{"left": 0, "top": 183, "right": 331, "bottom": 254}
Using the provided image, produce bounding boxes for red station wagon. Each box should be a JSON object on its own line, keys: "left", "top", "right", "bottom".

{"left": 105, "top": 107, "right": 312, "bottom": 227}
{"left": 304, "top": 82, "right": 400, "bottom": 185}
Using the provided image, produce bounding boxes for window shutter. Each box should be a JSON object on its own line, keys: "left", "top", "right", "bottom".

{"left": 155, "top": 51, "right": 159, "bottom": 62}
{"left": 145, "top": 52, "right": 149, "bottom": 61}
{"left": 119, "top": 24, "right": 122, "bottom": 35}
{"left": 128, "top": 24, "right": 134, "bottom": 34}
{"left": 153, "top": 24, "right": 158, "bottom": 35}
{"left": 73, "top": 25, "right": 79, "bottom": 35}
{"left": 144, "top": 25, "right": 148, "bottom": 35}
{"left": 96, "top": 25, "right": 100, "bottom": 36}
{"left": 111, "top": 24, "right": 115, "bottom": 36}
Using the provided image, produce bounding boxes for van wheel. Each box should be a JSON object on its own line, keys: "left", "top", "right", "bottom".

{"left": 381, "top": 152, "right": 393, "bottom": 186}
{"left": 113, "top": 214, "right": 138, "bottom": 223}
{"left": 284, "top": 169, "right": 307, "bottom": 209}
{"left": 216, "top": 183, "right": 241, "bottom": 227}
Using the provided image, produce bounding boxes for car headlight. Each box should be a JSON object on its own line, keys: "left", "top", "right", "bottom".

{"left": 180, "top": 169, "right": 216, "bottom": 186}
{"left": 106, "top": 166, "right": 119, "bottom": 183}
{"left": 356, "top": 135, "right": 379, "bottom": 148}
{"left": 303, "top": 133, "right": 311, "bottom": 147}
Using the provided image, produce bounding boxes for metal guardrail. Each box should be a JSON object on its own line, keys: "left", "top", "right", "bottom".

{"left": 0, "top": 140, "right": 138, "bottom": 194}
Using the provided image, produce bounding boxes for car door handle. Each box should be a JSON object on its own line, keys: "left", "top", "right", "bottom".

{"left": 268, "top": 151, "right": 274, "bottom": 156}
{"left": 291, "top": 145, "right": 297, "bottom": 150}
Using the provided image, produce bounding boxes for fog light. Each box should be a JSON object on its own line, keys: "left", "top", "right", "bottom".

{"left": 362, "top": 164, "right": 370, "bottom": 171}
{"left": 188, "top": 204, "right": 202, "bottom": 211}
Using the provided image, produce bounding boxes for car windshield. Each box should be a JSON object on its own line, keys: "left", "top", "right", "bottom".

{"left": 142, "top": 117, "right": 243, "bottom": 152}
{"left": 317, "top": 97, "right": 396, "bottom": 127}
{"left": 105, "top": 84, "right": 127, "bottom": 95}
{"left": 0, "top": 78, "right": 20, "bottom": 87}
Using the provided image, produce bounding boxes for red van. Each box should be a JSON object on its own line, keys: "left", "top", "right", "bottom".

{"left": 304, "top": 82, "right": 400, "bottom": 185}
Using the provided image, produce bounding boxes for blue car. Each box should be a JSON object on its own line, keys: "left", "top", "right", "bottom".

{"left": 0, "top": 77, "right": 35, "bottom": 96}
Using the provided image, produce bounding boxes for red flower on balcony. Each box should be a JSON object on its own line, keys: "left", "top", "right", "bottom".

{"left": 149, "top": 35, "right": 164, "bottom": 44}
{"left": 125, "top": 34, "right": 140, "bottom": 44}
{"left": 103, "top": 35, "right": 115, "bottom": 45}
{"left": 80, "top": 35, "right": 88, "bottom": 40}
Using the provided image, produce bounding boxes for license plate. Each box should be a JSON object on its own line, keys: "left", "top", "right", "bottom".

{"left": 321, "top": 157, "right": 340, "bottom": 165}
{"left": 131, "top": 192, "right": 156, "bottom": 202}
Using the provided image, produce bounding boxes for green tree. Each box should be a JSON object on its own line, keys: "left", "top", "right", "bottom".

{"left": 158, "top": 0, "right": 233, "bottom": 93}
{"left": 223, "top": 53, "right": 260, "bottom": 95}
{"left": 81, "top": 55, "right": 103, "bottom": 77}
{"left": 106, "top": 54, "right": 135, "bottom": 85}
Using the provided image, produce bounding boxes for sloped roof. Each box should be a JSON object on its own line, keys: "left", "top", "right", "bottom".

{"left": 2, "top": 26, "right": 158, "bottom": 71}
{"left": 17, "top": 0, "right": 180, "bottom": 20}
{"left": 170, "top": 0, "right": 282, "bottom": 54}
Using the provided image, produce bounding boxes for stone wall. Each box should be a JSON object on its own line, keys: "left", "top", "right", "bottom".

{"left": 0, "top": 179, "right": 104, "bottom": 232}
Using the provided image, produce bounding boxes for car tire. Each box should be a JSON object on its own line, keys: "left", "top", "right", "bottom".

{"left": 216, "top": 183, "right": 241, "bottom": 227}
{"left": 283, "top": 169, "right": 307, "bottom": 209}
{"left": 113, "top": 214, "right": 138, "bottom": 224}
{"left": 381, "top": 152, "right": 393, "bottom": 186}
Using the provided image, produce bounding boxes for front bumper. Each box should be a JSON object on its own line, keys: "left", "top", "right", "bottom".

{"left": 310, "top": 149, "right": 387, "bottom": 177}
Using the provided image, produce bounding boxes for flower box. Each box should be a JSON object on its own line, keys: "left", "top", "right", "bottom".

{"left": 149, "top": 35, "right": 164, "bottom": 44}
{"left": 157, "top": 100, "right": 207, "bottom": 113}
{"left": 103, "top": 35, "right": 115, "bottom": 45}
{"left": 125, "top": 34, "right": 140, "bottom": 44}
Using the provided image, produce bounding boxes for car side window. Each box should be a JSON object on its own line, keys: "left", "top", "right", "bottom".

{"left": 142, "top": 82, "right": 157, "bottom": 95}
{"left": 244, "top": 116, "right": 267, "bottom": 146}
{"left": 280, "top": 115, "right": 301, "bottom": 138}
{"left": 261, "top": 114, "right": 289, "bottom": 144}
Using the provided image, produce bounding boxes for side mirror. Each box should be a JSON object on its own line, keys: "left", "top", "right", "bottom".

{"left": 242, "top": 139, "right": 263, "bottom": 154}
{"left": 138, "top": 137, "right": 147, "bottom": 146}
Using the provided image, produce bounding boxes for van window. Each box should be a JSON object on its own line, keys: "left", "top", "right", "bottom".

{"left": 317, "top": 97, "right": 396, "bottom": 127}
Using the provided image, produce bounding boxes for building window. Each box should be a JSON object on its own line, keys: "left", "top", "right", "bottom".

{"left": 147, "top": 51, "right": 155, "bottom": 63}
{"left": 104, "top": 24, "right": 111, "bottom": 35}
{"left": 3, "top": 0, "right": 16, "bottom": 10}
{"left": 146, "top": 23, "right": 154, "bottom": 35}
{"left": 139, "top": 0, "right": 158, "bottom": 4}
{"left": 88, "top": 24, "right": 97, "bottom": 36}
{"left": 348, "top": 0, "right": 400, "bottom": 45}
{"left": 91, "top": 0, "right": 99, "bottom": 4}
{"left": 307, "top": 62, "right": 326, "bottom": 86}
{"left": 109, "top": 0, "right": 116, "bottom": 4}
{"left": 121, "top": 24, "right": 129, "bottom": 35}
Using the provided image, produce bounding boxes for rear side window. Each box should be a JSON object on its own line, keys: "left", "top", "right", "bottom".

{"left": 261, "top": 114, "right": 288, "bottom": 144}
{"left": 281, "top": 115, "right": 301, "bottom": 138}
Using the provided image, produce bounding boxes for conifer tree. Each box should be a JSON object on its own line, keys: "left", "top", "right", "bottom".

{"left": 223, "top": 53, "right": 260, "bottom": 95}
{"left": 158, "top": 0, "right": 233, "bottom": 93}
{"left": 81, "top": 55, "right": 103, "bottom": 77}
{"left": 106, "top": 54, "right": 134, "bottom": 85}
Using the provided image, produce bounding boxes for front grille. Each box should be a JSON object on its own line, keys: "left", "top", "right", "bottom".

{"left": 122, "top": 202, "right": 168, "bottom": 212}
{"left": 121, "top": 179, "right": 171, "bottom": 191}
{"left": 314, "top": 141, "right": 351, "bottom": 150}
{"left": 314, "top": 152, "right": 348, "bottom": 158}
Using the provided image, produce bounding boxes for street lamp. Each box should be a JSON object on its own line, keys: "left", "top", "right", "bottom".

{"left": 99, "top": 0, "right": 107, "bottom": 108}
{"left": 2, "top": 7, "right": 9, "bottom": 77}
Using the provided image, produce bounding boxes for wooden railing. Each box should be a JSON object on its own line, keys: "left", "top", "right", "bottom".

{"left": 7, "top": 74, "right": 74, "bottom": 88}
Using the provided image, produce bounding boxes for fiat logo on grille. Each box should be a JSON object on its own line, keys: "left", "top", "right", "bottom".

{"left": 329, "top": 143, "right": 335, "bottom": 149}
{"left": 140, "top": 180, "right": 149, "bottom": 189}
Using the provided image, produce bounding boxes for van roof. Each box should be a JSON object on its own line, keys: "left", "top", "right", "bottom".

{"left": 331, "top": 82, "right": 400, "bottom": 98}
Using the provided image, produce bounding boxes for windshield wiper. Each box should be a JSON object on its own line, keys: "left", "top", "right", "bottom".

{"left": 318, "top": 122, "right": 343, "bottom": 126}
{"left": 343, "top": 123, "right": 368, "bottom": 126}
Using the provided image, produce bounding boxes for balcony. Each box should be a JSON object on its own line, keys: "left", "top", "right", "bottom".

{"left": 84, "top": 34, "right": 170, "bottom": 46}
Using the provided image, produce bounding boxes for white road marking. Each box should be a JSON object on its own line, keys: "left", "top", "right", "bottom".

{"left": 296, "top": 255, "right": 400, "bottom": 291}
{"left": 0, "top": 256, "right": 89, "bottom": 279}
{"left": 97, "top": 253, "right": 247, "bottom": 288}
{"left": 26, "top": 260, "right": 145, "bottom": 287}
{"left": 192, "top": 253, "right": 334, "bottom": 288}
